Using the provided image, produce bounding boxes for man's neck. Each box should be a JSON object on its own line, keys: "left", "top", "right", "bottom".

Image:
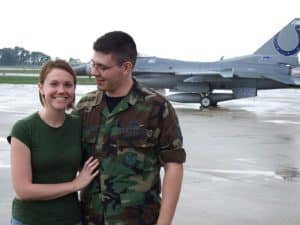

{"left": 106, "top": 78, "right": 134, "bottom": 97}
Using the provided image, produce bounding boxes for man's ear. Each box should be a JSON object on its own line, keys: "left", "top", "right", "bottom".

{"left": 122, "top": 61, "right": 133, "bottom": 75}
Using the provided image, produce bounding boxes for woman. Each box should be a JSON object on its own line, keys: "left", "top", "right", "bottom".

{"left": 8, "top": 59, "right": 99, "bottom": 225}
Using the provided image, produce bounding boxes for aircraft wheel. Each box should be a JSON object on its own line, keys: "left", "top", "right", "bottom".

{"left": 200, "top": 96, "right": 211, "bottom": 108}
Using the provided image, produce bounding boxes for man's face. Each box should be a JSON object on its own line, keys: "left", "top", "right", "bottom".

{"left": 91, "top": 51, "right": 125, "bottom": 96}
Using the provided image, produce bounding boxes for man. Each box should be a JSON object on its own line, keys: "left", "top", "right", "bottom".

{"left": 75, "top": 31, "right": 186, "bottom": 225}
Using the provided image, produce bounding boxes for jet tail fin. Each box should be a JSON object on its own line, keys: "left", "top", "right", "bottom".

{"left": 254, "top": 18, "right": 300, "bottom": 63}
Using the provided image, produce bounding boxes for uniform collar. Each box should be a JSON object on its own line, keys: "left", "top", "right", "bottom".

{"left": 101, "top": 79, "right": 143, "bottom": 117}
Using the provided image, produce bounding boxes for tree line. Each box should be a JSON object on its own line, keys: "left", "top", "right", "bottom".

{"left": 0, "top": 47, "right": 82, "bottom": 67}
{"left": 0, "top": 47, "right": 51, "bottom": 66}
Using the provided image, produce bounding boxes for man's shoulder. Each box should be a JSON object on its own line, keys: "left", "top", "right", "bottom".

{"left": 136, "top": 84, "right": 167, "bottom": 104}
{"left": 134, "top": 83, "right": 179, "bottom": 119}
{"left": 80, "top": 90, "right": 99, "bottom": 101}
{"left": 76, "top": 90, "right": 102, "bottom": 110}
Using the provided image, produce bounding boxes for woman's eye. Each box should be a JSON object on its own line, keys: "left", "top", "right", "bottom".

{"left": 50, "top": 82, "right": 58, "bottom": 87}
{"left": 64, "top": 83, "right": 74, "bottom": 88}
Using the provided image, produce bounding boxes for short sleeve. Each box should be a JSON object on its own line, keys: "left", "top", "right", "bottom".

{"left": 8, "top": 119, "right": 32, "bottom": 149}
{"left": 158, "top": 101, "right": 186, "bottom": 164}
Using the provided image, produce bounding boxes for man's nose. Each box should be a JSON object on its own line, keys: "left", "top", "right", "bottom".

{"left": 91, "top": 67, "right": 101, "bottom": 77}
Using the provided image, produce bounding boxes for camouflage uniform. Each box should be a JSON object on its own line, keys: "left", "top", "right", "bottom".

{"left": 74, "top": 80, "right": 186, "bottom": 225}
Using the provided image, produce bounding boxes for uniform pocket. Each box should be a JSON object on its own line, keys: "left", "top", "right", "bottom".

{"left": 117, "top": 147, "right": 145, "bottom": 170}
{"left": 116, "top": 128, "right": 157, "bottom": 172}
{"left": 116, "top": 131, "right": 153, "bottom": 170}
{"left": 116, "top": 127, "right": 155, "bottom": 148}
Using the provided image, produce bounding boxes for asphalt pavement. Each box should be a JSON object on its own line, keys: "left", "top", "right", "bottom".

{"left": 1, "top": 84, "right": 300, "bottom": 225}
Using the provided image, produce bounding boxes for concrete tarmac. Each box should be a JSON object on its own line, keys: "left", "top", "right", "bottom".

{"left": 1, "top": 84, "right": 300, "bottom": 225}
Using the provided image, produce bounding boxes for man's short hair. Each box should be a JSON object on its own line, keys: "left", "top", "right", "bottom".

{"left": 93, "top": 31, "right": 137, "bottom": 66}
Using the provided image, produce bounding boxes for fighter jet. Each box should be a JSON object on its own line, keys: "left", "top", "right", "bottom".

{"left": 75, "top": 18, "right": 300, "bottom": 107}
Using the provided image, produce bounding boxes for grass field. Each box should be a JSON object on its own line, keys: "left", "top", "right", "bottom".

{"left": 0, "top": 75, "right": 95, "bottom": 85}
{"left": 0, "top": 67, "right": 40, "bottom": 74}
{"left": 0, "top": 66, "right": 93, "bottom": 85}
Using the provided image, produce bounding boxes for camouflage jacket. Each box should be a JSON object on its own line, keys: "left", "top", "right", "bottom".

{"left": 74, "top": 81, "right": 186, "bottom": 225}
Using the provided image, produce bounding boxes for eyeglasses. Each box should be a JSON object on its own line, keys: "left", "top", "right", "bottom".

{"left": 90, "top": 60, "right": 120, "bottom": 72}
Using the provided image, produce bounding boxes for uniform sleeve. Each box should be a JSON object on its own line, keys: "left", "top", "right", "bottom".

{"left": 71, "top": 107, "right": 80, "bottom": 117}
{"left": 158, "top": 101, "right": 186, "bottom": 164}
{"left": 71, "top": 96, "right": 85, "bottom": 116}
{"left": 72, "top": 90, "right": 101, "bottom": 116}
{"left": 8, "top": 119, "right": 32, "bottom": 150}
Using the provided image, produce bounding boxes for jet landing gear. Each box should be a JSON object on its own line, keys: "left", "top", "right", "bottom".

{"left": 200, "top": 96, "right": 211, "bottom": 108}
{"left": 200, "top": 93, "right": 217, "bottom": 108}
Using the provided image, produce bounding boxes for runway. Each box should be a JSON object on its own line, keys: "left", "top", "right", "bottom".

{"left": 1, "top": 84, "right": 300, "bottom": 225}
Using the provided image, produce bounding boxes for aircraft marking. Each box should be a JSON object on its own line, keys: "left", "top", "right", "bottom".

{"left": 273, "top": 25, "right": 300, "bottom": 56}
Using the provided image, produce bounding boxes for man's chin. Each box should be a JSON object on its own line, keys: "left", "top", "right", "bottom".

{"left": 97, "top": 86, "right": 106, "bottom": 91}
{"left": 96, "top": 83, "right": 105, "bottom": 90}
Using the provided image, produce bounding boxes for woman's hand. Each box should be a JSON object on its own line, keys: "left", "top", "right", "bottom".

{"left": 72, "top": 156, "right": 99, "bottom": 191}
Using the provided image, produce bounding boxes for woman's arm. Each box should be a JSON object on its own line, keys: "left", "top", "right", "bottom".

{"left": 10, "top": 137, "right": 98, "bottom": 201}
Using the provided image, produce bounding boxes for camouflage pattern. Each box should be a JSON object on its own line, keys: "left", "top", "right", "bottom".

{"left": 74, "top": 80, "right": 186, "bottom": 225}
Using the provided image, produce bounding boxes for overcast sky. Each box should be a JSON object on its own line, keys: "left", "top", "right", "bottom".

{"left": 1, "top": 0, "right": 299, "bottom": 62}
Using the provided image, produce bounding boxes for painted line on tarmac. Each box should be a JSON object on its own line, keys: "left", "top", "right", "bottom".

{"left": 263, "top": 120, "right": 300, "bottom": 125}
{"left": 187, "top": 168, "right": 283, "bottom": 180}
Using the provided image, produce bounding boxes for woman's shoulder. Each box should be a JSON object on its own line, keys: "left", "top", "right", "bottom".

{"left": 8, "top": 112, "right": 39, "bottom": 145}
{"left": 66, "top": 113, "right": 81, "bottom": 125}
{"left": 13, "top": 112, "right": 39, "bottom": 128}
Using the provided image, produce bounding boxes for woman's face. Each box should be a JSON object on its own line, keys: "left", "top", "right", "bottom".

{"left": 39, "top": 68, "right": 75, "bottom": 111}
